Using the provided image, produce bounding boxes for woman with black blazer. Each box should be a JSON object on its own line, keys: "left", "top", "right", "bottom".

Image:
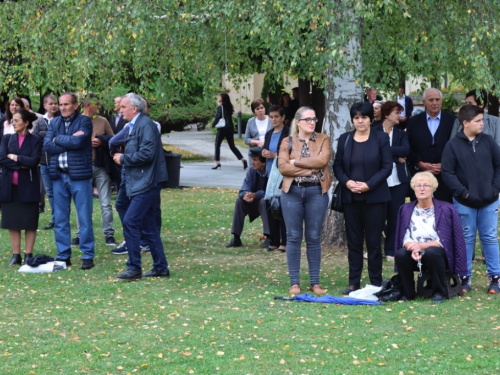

{"left": 262, "top": 105, "right": 290, "bottom": 252}
{"left": 211, "top": 93, "right": 247, "bottom": 170}
{"left": 0, "top": 109, "right": 42, "bottom": 266}
{"left": 379, "top": 101, "right": 410, "bottom": 261}
{"left": 333, "top": 102, "right": 392, "bottom": 294}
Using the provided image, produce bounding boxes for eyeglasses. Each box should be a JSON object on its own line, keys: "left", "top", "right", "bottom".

{"left": 414, "top": 184, "right": 432, "bottom": 189}
{"left": 298, "top": 117, "right": 318, "bottom": 124}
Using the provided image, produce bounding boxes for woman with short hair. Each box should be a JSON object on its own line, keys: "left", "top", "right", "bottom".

{"left": 244, "top": 98, "right": 272, "bottom": 162}
{"left": 394, "top": 171, "right": 467, "bottom": 303}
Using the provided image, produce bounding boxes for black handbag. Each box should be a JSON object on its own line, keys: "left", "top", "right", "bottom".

{"left": 330, "top": 183, "right": 343, "bottom": 212}
{"left": 269, "top": 193, "right": 283, "bottom": 220}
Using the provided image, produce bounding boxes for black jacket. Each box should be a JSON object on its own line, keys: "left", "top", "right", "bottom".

{"left": 333, "top": 129, "right": 393, "bottom": 204}
{"left": 212, "top": 105, "right": 234, "bottom": 130}
{"left": 407, "top": 110, "right": 456, "bottom": 168}
{"left": 0, "top": 133, "right": 42, "bottom": 203}
{"left": 441, "top": 131, "right": 500, "bottom": 208}
{"left": 376, "top": 127, "right": 411, "bottom": 184}
{"left": 263, "top": 126, "right": 290, "bottom": 157}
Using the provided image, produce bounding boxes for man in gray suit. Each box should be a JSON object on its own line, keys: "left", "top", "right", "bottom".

{"left": 450, "top": 89, "right": 500, "bottom": 145}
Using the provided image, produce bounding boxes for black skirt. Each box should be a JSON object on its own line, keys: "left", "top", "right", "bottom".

{"left": 1, "top": 185, "right": 39, "bottom": 230}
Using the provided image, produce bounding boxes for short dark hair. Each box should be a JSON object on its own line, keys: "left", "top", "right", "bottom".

{"left": 250, "top": 98, "right": 265, "bottom": 113}
{"left": 268, "top": 105, "right": 284, "bottom": 116}
{"left": 465, "top": 89, "right": 487, "bottom": 107}
{"left": 60, "top": 92, "right": 78, "bottom": 104}
{"left": 380, "top": 101, "right": 404, "bottom": 119}
{"left": 458, "top": 104, "right": 484, "bottom": 124}
{"left": 14, "top": 108, "right": 38, "bottom": 130}
{"left": 350, "top": 102, "right": 374, "bottom": 122}
{"left": 249, "top": 149, "right": 266, "bottom": 163}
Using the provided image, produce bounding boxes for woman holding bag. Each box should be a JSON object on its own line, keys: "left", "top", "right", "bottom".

{"left": 278, "top": 107, "right": 331, "bottom": 296}
{"left": 211, "top": 93, "right": 247, "bottom": 170}
{"left": 262, "top": 105, "right": 289, "bottom": 252}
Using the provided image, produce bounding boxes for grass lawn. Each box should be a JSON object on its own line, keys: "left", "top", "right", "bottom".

{"left": 1, "top": 187, "right": 499, "bottom": 374}
{"left": 163, "top": 145, "right": 211, "bottom": 163}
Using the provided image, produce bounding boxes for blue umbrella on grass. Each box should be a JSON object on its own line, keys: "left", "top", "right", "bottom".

{"left": 274, "top": 294, "right": 381, "bottom": 305}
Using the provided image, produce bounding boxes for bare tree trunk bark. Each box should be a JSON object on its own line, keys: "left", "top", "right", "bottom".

{"left": 321, "top": 20, "right": 364, "bottom": 249}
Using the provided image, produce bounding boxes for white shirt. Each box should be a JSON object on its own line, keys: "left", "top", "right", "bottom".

{"left": 384, "top": 127, "right": 401, "bottom": 187}
{"left": 397, "top": 94, "right": 406, "bottom": 117}
{"left": 3, "top": 120, "right": 15, "bottom": 135}
{"left": 255, "top": 117, "right": 268, "bottom": 142}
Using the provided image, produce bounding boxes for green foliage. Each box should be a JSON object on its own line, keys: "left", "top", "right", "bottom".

{"left": 233, "top": 113, "right": 254, "bottom": 134}
{"left": 156, "top": 99, "right": 216, "bottom": 133}
{"left": 441, "top": 94, "right": 461, "bottom": 113}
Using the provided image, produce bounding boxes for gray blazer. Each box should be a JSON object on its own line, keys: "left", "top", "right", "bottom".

{"left": 244, "top": 116, "right": 272, "bottom": 154}
{"left": 451, "top": 113, "right": 500, "bottom": 145}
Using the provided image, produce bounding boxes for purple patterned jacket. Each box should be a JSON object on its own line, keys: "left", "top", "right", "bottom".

{"left": 394, "top": 199, "right": 468, "bottom": 275}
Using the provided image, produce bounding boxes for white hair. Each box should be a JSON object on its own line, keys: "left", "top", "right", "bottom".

{"left": 422, "top": 88, "right": 442, "bottom": 101}
{"left": 21, "top": 98, "right": 30, "bottom": 109}
{"left": 123, "top": 93, "right": 145, "bottom": 112}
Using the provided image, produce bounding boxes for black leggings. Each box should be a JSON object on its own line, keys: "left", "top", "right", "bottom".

{"left": 214, "top": 128, "right": 243, "bottom": 161}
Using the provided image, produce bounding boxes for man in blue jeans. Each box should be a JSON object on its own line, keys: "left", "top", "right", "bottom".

{"left": 44, "top": 93, "right": 95, "bottom": 270}
{"left": 112, "top": 93, "right": 169, "bottom": 280}
{"left": 442, "top": 104, "right": 500, "bottom": 294}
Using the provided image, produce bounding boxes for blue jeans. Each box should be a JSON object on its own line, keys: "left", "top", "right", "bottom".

{"left": 453, "top": 198, "right": 500, "bottom": 278}
{"left": 281, "top": 184, "right": 328, "bottom": 286}
{"left": 40, "top": 165, "right": 55, "bottom": 223}
{"left": 123, "top": 184, "right": 168, "bottom": 272}
{"left": 53, "top": 174, "right": 95, "bottom": 260}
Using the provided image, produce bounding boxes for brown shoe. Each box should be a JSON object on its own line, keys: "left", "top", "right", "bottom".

{"left": 309, "top": 284, "right": 326, "bottom": 296}
{"left": 289, "top": 284, "right": 301, "bottom": 295}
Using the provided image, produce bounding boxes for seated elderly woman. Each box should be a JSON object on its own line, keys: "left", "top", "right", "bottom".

{"left": 394, "top": 171, "right": 467, "bottom": 303}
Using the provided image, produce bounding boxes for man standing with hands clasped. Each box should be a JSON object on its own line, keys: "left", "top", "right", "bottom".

{"left": 442, "top": 105, "right": 500, "bottom": 294}
{"left": 112, "top": 93, "right": 169, "bottom": 280}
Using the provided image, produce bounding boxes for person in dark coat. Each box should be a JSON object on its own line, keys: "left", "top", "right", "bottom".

{"left": 406, "top": 88, "right": 456, "bottom": 202}
{"left": 0, "top": 109, "right": 42, "bottom": 266}
{"left": 394, "top": 172, "right": 467, "bottom": 303}
{"left": 262, "top": 105, "right": 290, "bottom": 252}
{"left": 379, "top": 101, "right": 411, "bottom": 261}
{"left": 333, "top": 102, "right": 392, "bottom": 295}
{"left": 211, "top": 93, "right": 247, "bottom": 170}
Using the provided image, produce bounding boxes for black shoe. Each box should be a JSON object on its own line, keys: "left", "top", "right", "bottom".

{"left": 260, "top": 238, "right": 271, "bottom": 249}
{"left": 243, "top": 160, "right": 248, "bottom": 170}
{"left": 24, "top": 253, "right": 33, "bottom": 265}
{"left": 432, "top": 293, "right": 446, "bottom": 304}
{"left": 71, "top": 237, "right": 80, "bottom": 246}
{"left": 342, "top": 285, "right": 359, "bottom": 295}
{"left": 105, "top": 236, "right": 117, "bottom": 246}
{"left": 55, "top": 257, "right": 72, "bottom": 266}
{"left": 111, "top": 241, "right": 128, "bottom": 255}
{"left": 143, "top": 269, "right": 170, "bottom": 278}
{"left": 43, "top": 222, "right": 55, "bottom": 230}
{"left": 226, "top": 238, "right": 243, "bottom": 248}
{"left": 212, "top": 164, "right": 221, "bottom": 170}
{"left": 117, "top": 269, "right": 142, "bottom": 280}
{"left": 81, "top": 259, "right": 95, "bottom": 270}
{"left": 7, "top": 254, "right": 22, "bottom": 267}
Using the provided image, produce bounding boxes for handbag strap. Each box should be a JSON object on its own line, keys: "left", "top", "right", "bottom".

{"left": 289, "top": 135, "right": 292, "bottom": 154}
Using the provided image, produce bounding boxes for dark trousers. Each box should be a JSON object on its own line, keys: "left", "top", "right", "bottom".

{"left": 215, "top": 128, "right": 244, "bottom": 161}
{"left": 123, "top": 184, "right": 168, "bottom": 272}
{"left": 395, "top": 246, "right": 448, "bottom": 300}
{"left": 344, "top": 201, "right": 386, "bottom": 287}
{"left": 38, "top": 166, "right": 45, "bottom": 211}
{"left": 231, "top": 198, "right": 269, "bottom": 237}
{"left": 385, "top": 183, "right": 409, "bottom": 256}
{"left": 268, "top": 206, "right": 287, "bottom": 247}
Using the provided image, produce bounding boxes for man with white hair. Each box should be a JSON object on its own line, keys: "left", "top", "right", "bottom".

{"left": 21, "top": 98, "right": 42, "bottom": 128}
{"left": 407, "top": 88, "right": 456, "bottom": 202}
{"left": 112, "top": 93, "right": 169, "bottom": 280}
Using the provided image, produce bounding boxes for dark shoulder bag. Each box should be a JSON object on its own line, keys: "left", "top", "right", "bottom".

{"left": 330, "top": 134, "right": 350, "bottom": 212}
{"left": 269, "top": 135, "right": 293, "bottom": 220}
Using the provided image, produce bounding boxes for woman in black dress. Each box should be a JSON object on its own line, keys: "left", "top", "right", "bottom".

{"left": 0, "top": 109, "right": 42, "bottom": 266}
{"left": 212, "top": 93, "right": 247, "bottom": 170}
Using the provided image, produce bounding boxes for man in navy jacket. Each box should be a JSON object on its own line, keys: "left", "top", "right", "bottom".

{"left": 44, "top": 93, "right": 95, "bottom": 270}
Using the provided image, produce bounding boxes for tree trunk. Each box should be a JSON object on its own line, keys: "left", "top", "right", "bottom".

{"left": 312, "top": 82, "right": 325, "bottom": 133}
{"left": 322, "top": 29, "right": 364, "bottom": 249}
{"left": 298, "top": 78, "right": 311, "bottom": 107}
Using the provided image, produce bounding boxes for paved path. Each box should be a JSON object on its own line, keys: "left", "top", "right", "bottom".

{"left": 162, "top": 127, "right": 248, "bottom": 189}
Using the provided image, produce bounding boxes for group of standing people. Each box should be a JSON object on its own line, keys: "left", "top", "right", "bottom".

{"left": 1, "top": 92, "right": 170, "bottom": 280}
{"left": 220, "top": 86, "right": 500, "bottom": 301}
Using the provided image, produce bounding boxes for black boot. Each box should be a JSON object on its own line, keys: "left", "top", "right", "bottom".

{"left": 24, "top": 253, "right": 33, "bottom": 265}
{"left": 8, "top": 254, "right": 22, "bottom": 267}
